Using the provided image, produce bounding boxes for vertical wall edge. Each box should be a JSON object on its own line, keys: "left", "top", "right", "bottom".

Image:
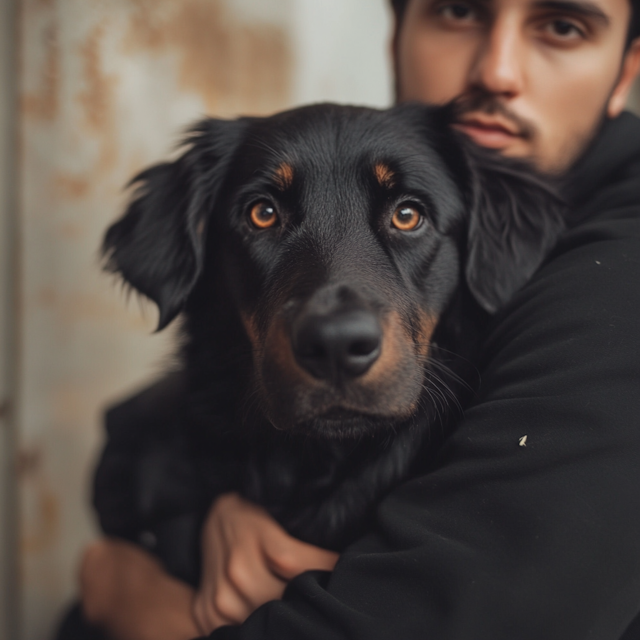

{"left": 0, "top": 0, "right": 21, "bottom": 637}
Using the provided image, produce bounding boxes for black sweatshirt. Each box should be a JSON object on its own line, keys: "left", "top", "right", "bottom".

{"left": 201, "top": 113, "right": 640, "bottom": 639}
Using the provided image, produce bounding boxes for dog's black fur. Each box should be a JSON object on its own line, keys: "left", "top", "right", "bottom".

{"left": 102, "top": 103, "right": 564, "bottom": 555}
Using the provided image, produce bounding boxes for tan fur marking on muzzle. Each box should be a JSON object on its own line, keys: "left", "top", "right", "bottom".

{"left": 264, "top": 315, "right": 318, "bottom": 386}
{"left": 360, "top": 310, "right": 406, "bottom": 386}
{"left": 415, "top": 311, "right": 438, "bottom": 358}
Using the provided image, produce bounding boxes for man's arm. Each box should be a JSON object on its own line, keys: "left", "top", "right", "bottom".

{"left": 80, "top": 539, "right": 200, "bottom": 640}
{"left": 79, "top": 499, "right": 339, "bottom": 639}
{"left": 205, "top": 201, "right": 640, "bottom": 639}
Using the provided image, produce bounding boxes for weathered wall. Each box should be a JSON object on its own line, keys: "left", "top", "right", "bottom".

{"left": 15, "top": 1, "right": 392, "bottom": 639}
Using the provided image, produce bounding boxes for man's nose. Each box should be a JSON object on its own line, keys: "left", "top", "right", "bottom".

{"left": 470, "top": 15, "right": 525, "bottom": 97}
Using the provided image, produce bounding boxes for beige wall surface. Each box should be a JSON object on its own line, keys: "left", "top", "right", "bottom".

{"left": 14, "top": 1, "right": 392, "bottom": 639}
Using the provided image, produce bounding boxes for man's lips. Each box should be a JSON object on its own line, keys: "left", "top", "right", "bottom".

{"left": 453, "top": 114, "right": 524, "bottom": 149}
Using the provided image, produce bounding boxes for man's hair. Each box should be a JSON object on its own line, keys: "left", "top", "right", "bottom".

{"left": 390, "top": 0, "right": 409, "bottom": 21}
{"left": 631, "top": 0, "right": 640, "bottom": 43}
{"left": 390, "top": 0, "right": 640, "bottom": 45}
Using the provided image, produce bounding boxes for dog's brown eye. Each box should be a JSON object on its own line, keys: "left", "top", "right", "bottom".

{"left": 250, "top": 201, "right": 278, "bottom": 229}
{"left": 391, "top": 205, "right": 422, "bottom": 231}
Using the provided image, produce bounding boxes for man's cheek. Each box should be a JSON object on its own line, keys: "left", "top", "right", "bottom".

{"left": 399, "top": 33, "right": 476, "bottom": 103}
{"left": 527, "top": 62, "right": 615, "bottom": 172}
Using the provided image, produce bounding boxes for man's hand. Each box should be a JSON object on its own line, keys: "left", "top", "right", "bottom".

{"left": 193, "top": 493, "right": 339, "bottom": 634}
{"left": 80, "top": 538, "right": 201, "bottom": 640}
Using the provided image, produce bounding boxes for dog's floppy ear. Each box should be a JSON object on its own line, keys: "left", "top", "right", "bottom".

{"left": 406, "top": 102, "right": 565, "bottom": 314}
{"left": 458, "top": 139, "right": 566, "bottom": 314}
{"left": 102, "top": 118, "right": 249, "bottom": 330}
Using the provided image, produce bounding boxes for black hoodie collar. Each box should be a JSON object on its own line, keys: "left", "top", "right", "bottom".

{"left": 562, "top": 111, "right": 640, "bottom": 225}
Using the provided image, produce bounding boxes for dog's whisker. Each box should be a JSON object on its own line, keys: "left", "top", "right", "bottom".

{"left": 423, "top": 373, "right": 463, "bottom": 414}
{"left": 420, "top": 368, "right": 463, "bottom": 418}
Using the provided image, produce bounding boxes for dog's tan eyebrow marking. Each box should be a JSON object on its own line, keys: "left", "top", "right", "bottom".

{"left": 273, "top": 163, "right": 294, "bottom": 190}
{"left": 373, "top": 163, "right": 395, "bottom": 188}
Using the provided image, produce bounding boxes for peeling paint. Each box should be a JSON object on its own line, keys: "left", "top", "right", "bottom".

{"left": 16, "top": 447, "right": 43, "bottom": 479}
{"left": 18, "top": 446, "right": 60, "bottom": 553}
{"left": 53, "top": 174, "right": 90, "bottom": 200}
{"left": 51, "top": 384, "right": 91, "bottom": 427}
{"left": 78, "top": 24, "right": 118, "bottom": 171}
{"left": 36, "top": 285, "right": 161, "bottom": 330}
{"left": 124, "top": 0, "right": 292, "bottom": 116}
{"left": 79, "top": 26, "right": 113, "bottom": 131}
{"left": 22, "top": 487, "right": 60, "bottom": 554}
{"left": 21, "top": 22, "right": 60, "bottom": 121}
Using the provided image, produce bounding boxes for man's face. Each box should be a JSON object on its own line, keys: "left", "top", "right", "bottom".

{"left": 396, "top": 0, "right": 640, "bottom": 172}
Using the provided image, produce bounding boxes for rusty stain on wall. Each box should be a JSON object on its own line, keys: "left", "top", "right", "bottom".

{"left": 53, "top": 174, "right": 90, "bottom": 200}
{"left": 18, "top": 446, "right": 60, "bottom": 554}
{"left": 50, "top": 384, "right": 91, "bottom": 428}
{"left": 16, "top": 447, "right": 42, "bottom": 478}
{"left": 57, "top": 221, "right": 86, "bottom": 240}
{"left": 21, "top": 22, "right": 59, "bottom": 121}
{"left": 125, "top": 0, "right": 292, "bottom": 116}
{"left": 36, "top": 285, "right": 159, "bottom": 330}
{"left": 22, "top": 488, "right": 60, "bottom": 554}
{"left": 78, "top": 25, "right": 119, "bottom": 172}
{"left": 78, "top": 26, "right": 114, "bottom": 132}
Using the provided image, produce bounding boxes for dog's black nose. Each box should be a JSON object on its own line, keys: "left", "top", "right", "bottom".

{"left": 293, "top": 310, "right": 382, "bottom": 380}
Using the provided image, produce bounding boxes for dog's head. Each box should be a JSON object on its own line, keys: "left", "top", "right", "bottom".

{"left": 103, "top": 103, "right": 563, "bottom": 439}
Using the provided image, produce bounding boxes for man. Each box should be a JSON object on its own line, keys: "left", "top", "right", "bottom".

{"left": 76, "top": 0, "right": 640, "bottom": 637}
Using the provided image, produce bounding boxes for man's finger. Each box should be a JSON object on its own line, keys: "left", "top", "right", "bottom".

{"left": 263, "top": 534, "right": 339, "bottom": 580}
{"left": 226, "top": 551, "right": 288, "bottom": 609}
{"left": 213, "top": 583, "right": 254, "bottom": 624}
{"left": 193, "top": 591, "right": 235, "bottom": 634}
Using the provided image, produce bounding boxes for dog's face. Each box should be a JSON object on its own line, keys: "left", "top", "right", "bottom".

{"left": 103, "top": 104, "right": 563, "bottom": 439}
{"left": 207, "top": 106, "right": 465, "bottom": 437}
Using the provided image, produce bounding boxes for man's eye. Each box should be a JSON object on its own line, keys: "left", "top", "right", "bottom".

{"left": 545, "top": 19, "right": 584, "bottom": 39}
{"left": 437, "top": 2, "right": 477, "bottom": 21}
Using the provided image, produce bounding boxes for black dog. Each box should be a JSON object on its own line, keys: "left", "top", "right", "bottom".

{"left": 101, "top": 103, "right": 563, "bottom": 576}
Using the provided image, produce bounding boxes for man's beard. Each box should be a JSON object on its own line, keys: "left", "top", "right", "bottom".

{"left": 451, "top": 89, "right": 537, "bottom": 141}
{"left": 449, "top": 88, "right": 607, "bottom": 175}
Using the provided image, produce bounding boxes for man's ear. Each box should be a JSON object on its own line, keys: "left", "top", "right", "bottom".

{"left": 102, "top": 118, "right": 249, "bottom": 330}
{"left": 607, "top": 38, "right": 640, "bottom": 118}
{"left": 460, "top": 140, "right": 566, "bottom": 314}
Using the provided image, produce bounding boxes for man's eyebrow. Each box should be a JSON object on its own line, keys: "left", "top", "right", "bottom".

{"left": 532, "top": 0, "right": 610, "bottom": 25}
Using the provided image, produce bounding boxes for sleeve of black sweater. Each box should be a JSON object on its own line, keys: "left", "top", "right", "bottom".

{"left": 207, "top": 149, "right": 640, "bottom": 638}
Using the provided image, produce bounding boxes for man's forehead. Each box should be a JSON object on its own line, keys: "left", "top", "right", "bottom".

{"left": 533, "top": 0, "right": 611, "bottom": 25}
{"left": 412, "top": 0, "right": 625, "bottom": 23}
